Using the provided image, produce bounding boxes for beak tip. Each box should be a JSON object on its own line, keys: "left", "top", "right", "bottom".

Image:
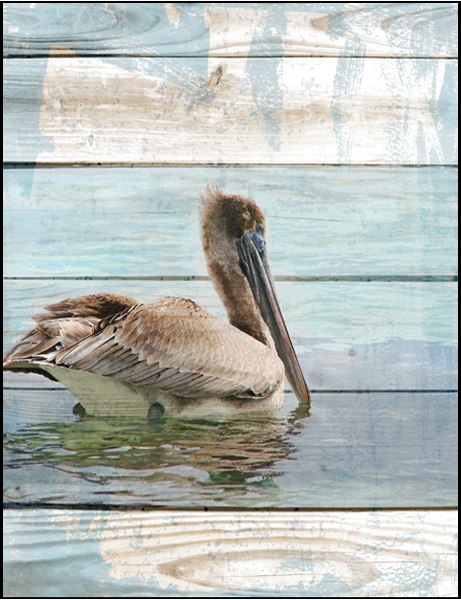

{"left": 298, "top": 381, "right": 312, "bottom": 408}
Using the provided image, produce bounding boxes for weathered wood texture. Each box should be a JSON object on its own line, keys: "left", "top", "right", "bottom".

{"left": 3, "top": 2, "right": 458, "bottom": 596}
{"left": 4, "top": 509, "right": 458, "bottom": 597}
{"left": 4, "top": 166, "right": 458, "bottom": 278}
{"left": 3, "top": 57, "right": 458, "bottom": 165}
{"left": 3, "top": 2, "right": 458, "bottom": 58}
{"left": 4, "top": 279, "right": 458, "bottom": 392}
{"left": 4, "top": 388, "right": 457, "bottom": 508}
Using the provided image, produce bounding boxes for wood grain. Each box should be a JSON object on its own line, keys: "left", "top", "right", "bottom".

{"left": 4, "top": 388, "right": 457, "bottom": 508}
{"left": 4, "top": 279, "right": 458, "bottom": 392}
{"left": 4, "top": 166, "right": 458, "bottom": 278}
{"left": 3, "top": 3, "right": 458, "bottom": 58}
{"left": 4, "top": 57, "right": 458, "bottom": 165}
{"left": 3, "top": 509, "right": 458, "bottom": 597}
{"left": 3, "top": 1, "right": 459, "bottom": 595}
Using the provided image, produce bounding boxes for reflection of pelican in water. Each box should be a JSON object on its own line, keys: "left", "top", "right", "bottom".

{"left": 4, "top": 410, "right": 299, "bottom": 505}
{"left": 3, "top": 187, "right": 310, "bottom": 417}
{"left": 6, "top": 413, "right": 296, "bottom": 490}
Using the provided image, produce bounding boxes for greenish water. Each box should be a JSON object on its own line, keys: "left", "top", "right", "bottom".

{"left": 3, "top": 390, "right": 310, "bottom": 507}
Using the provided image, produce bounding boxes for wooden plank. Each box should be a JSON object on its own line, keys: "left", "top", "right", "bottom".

{"left": 3, "top": 3, "right": 458, "bottom": 59}
{"left": 3, "top": 166, "right": 458, "bottom": 278}
{"left": 3, "top": 388, "right": 457, "bottom": 508}
{"left": 3, "top": 280, "right": 458, "bottom": 391}
{"left": 3, "top": 57, "right": 458, "bottom": 165}
{"left": 3, "top": 509, "right": 458, "bottom": 597}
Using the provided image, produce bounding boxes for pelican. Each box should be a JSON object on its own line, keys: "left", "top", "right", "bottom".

{"left": 3, "top": 187, "right": 310, "bottom": 417}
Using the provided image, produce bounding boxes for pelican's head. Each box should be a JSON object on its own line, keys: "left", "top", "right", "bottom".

{"left": 200, "top": 186, "right": 311, "bottom": 406}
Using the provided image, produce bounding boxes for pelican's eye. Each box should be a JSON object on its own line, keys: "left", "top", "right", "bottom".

{"left": 250, "top": 222, "right": 266, "bottom": 258}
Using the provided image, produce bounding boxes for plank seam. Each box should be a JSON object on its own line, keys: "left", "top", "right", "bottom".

{"left": 3, "top": 163, "right": 459, "bottom": 169}
{"left": 3, "top": 503, "right": 458, "bottom": 511}
{"left": 4, "top": 276, "right": 458, "bottom": 282}
{"left": 3, "top": 162, "right": 460, "bottom": 168}
{"left": 3, "top": 387, "right": 458, "bottom": 393}
{"left": 4, "top": 54, "right": 459, "bottom": 60}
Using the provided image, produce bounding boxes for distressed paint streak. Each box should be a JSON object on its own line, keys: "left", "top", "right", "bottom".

{"left": 164, "top": 3, "right": 181, "bottom": 28}
{"left": 331, "top": 41, "right": 366, "bottom": 164}
{"left": 245, "top": 9, "right": 285, "bottom": 152}
{"left": 204, "top": 4, "right": 265, "bottom": 103}
{"left": 48, "top": 44, "right": 78, "bottom": 58}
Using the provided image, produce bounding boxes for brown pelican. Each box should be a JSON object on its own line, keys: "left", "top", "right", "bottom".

{"left": 3, "top": 187, "right": 310, "bottom": 417}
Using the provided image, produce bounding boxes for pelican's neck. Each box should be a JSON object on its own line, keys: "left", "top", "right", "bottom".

{"left": 204, "top": 238, "right": 275, "bottom": 350}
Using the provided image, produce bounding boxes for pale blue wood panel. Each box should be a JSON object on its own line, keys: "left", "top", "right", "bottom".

{"left": 3, "top": 166, "right": 458, "bottom": 278}
{"left": 4, "top": 510, "right": 457, "bottom": 597}
{"left": 3, "top": 57, "right": 458, "bottom": 165}
{"left": 3, "top": 2, "right": 458, "bottom": 58}
{"left": 3, "top": 280, "right": 458, "bottom": 391}
{"left": 3, "top": 387, "right": 458, "bottom": 508}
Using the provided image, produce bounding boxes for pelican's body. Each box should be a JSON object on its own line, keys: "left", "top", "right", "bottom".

{"left": 3, "top": 187, "right": 310, "bottom": 417}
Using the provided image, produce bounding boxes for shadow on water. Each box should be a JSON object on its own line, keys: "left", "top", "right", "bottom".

{"left": 3, "top": 394, "right": 310, "bottom": 507}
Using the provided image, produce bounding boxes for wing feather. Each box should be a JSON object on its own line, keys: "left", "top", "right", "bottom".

{"left": 3, "top": 293, "right": 139, "bottom": 365}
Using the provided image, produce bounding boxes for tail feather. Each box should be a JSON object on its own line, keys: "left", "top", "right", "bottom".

{"left": 3, "top": 329, "right": 58, "bottom": 365}
{"left": 3, "top": 292, "right": 139, "bottom": 379}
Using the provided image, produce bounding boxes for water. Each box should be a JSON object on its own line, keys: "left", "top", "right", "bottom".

{"left": 3, "top": 388, "right": 310, "bottom": 507}
{"left": 3, "top": 387, "right": 457, "bottom": 508}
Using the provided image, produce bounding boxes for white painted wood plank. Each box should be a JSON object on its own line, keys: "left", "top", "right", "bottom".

{"left": 3, "top": 57, "right": 457, "bottom": 165}
{"left": 3, "top": 280, "right": 458, "bottom": 391}
{"left": 3, "top": 166, "right": 458, "bottom": 278}
{"left": 3, "top": 509, "right": 458, "bottom": 597}
{"left": 3, "top": 3, "right": 458, "bottom": 58}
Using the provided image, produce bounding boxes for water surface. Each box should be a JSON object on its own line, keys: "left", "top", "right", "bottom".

{"left": 3, "top": 387, "right": 457, "bottom": 508}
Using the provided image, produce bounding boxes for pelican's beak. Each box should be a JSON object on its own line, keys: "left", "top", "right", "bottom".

{"left": 236, "top": 224, "right": 311, "bottom": 406}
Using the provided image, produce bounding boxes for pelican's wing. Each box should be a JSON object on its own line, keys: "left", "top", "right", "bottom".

{"left": 3, "top": 293, "right": 139, "bottom": 365}
{"left": 50, "top": 297, "right": 283, "bottom": 399}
